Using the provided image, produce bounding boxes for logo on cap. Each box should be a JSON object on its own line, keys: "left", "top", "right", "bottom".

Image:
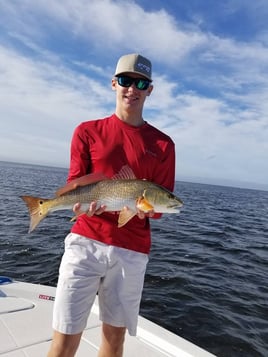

{"left": 137, "top": 62, "right": 151, "bottom": 73}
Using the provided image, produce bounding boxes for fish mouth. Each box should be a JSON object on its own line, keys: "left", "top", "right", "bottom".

{"left": 167, "top": 202, "right": 183, "bottom": 209}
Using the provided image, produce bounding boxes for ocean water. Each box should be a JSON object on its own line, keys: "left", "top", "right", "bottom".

{"left": 0, "top": 161, "right": 267, "bottom": 357}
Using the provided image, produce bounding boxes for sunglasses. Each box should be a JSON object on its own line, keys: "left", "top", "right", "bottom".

{"left": 116, "top": 75, "right": 151, "bottom": 90}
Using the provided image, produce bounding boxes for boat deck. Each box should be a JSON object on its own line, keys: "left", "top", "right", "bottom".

{"left": 0, "top": 278, "right": 216, "bottom": 356}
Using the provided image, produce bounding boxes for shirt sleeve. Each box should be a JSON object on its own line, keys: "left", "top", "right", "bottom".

{"left": 157, "top": 140, "right": 176, "bottom": 192}
{"left": 152, "top": 139, "right": 176, "bottom": 219}
{"left": 67, "top": 124, "right": 91, "bottom": 183}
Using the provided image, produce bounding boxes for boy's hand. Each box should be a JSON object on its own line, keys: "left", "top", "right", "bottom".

{"left": 136, "top": 209, "right": 155, "bottom": 219}
{"left": 73, "top": 201, "right": 106, "bottom": 217}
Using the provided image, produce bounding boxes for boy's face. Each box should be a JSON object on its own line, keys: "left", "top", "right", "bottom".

{"left": 112, "top": 73, "right": 153, "bottom": 114}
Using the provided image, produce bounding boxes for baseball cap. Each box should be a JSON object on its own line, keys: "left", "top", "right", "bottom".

{"left": 114, "top": 53, "right": 152, "bottom": 81}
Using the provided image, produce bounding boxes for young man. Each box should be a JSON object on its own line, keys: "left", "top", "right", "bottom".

{"left": 47, "top": 53, "right": 175, "bottom": 357}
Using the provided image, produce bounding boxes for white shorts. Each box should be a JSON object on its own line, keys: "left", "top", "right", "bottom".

{"left": 52, "top": 233, "right": 149, "bottom": 336}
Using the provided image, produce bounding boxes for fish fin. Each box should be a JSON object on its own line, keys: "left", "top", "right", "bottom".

{"left": 136, "top": 197, "right": 154, "bottom": 212}
{"left": 112, "top": 165, "right": 136, "bottom": 180}
{"left": 118, "top": 207, "right": 137, "bottom": 227}
{"left": 56, "top": 172, "right": 108, "bottom": 196}
{"left": 21, "top": 196, "right": 50, "bottom": 233}
{"left": 56, "top": 166, "right": 136, "bottom": 197}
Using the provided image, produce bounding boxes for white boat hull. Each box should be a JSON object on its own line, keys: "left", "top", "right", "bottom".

{"left": 0, "top": 277, "right": 216, "bottom": 356}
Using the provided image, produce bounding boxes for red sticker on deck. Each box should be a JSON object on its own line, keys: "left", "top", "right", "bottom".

{"left": 39, "top": 294, "right": 55, "bottom": 301}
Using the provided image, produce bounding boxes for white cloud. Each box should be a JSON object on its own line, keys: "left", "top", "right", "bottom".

{"left": 0, "top": 0, "right": 267, "bottom": 189}
{"left": 0, "top": 0, "right": 207, "bottom": 61}
{"left": 0, "top": 44, "right": 115, "bottom": 166}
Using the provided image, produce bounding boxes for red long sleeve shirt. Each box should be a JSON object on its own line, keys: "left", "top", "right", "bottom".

{"left": 68, "top": 114, "right": 175, "bottom": 254}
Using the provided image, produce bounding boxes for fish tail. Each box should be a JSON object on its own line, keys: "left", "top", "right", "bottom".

{"left": 21, "top": 196, "right": 51, "bottom": 233}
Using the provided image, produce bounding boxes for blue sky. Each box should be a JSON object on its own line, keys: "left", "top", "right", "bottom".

{"left": 0, "top": 0, "right": 268, "bottom": 190}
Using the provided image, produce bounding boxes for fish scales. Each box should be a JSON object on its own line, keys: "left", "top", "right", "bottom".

{"left": 57, "top": 179, "right": 149, "bottom": 212}
{"left": 21, "top": 177, "right": 183, "bottom": 233}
